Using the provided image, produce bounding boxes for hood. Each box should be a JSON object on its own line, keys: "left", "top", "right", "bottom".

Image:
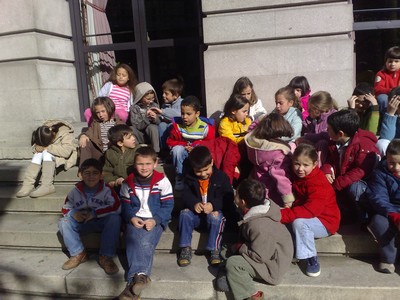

{"left": 244, "top": 132, "right": 291, "bottom": 154}
{"left": 353, "top": 128, "right": 378, "bottom": 145}
{"left": 43, "top": 119, "right": 74, "bottom": 133}
{"left": 133, "top": 82, "right": 159, "bottom": 105}
{"left": 239, "top": 200, "right": 281, "bottom": 224}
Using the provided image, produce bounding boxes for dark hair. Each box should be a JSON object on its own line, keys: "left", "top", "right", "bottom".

{"left": 327, "top": 110, "right": 360, "bottom": 137}
{"left": 79, "top": 158, "right": 103, "bottom": 173}
{"left": 288, "top": 76, "right": 310, "bottom": 97}
{"left": 188, "top": 146, "right": 213, "bottom": 170}
{"left": 162, "top": 78, "right": 184, "bottom": 96}
{"left": 308, "top": 91, "right": 338, "bottom": 113}
{"left": 31, "top": 123, "right": 63, "bottom": 146}
{"left": 293, "top": 143, "right": 318, "bottom": 163}
{"left": 387, "top": 139, "right": 400, "bottom": 156}
{"left": 232, "top": 77, "right": 258, "bottom": 106}
{"left": 108, "top": 124, "right": 134, "bottom": 147}
{"left": 134, "top": 146, "right": 157, "bottom": 162}
{"left": 90, "top": 97, "right": 115, "bottom": 122}
{"left": 252, "top": 112, "right": 293, "bottom": 140}
{"left": 108, "top": 63, "right": 137, "bottom": 94}
{"left": 389, "top": 86, "right": 400, "bottom": 100}
{"left": 384, "top": 46, "right": 400, "bottom": 63}
{"left": 181, "top": 95, "right": 201, "bottom": 112}
{"left": 223, "top": 94, "right": 249, "bottom": 120}
{"left": 237, "top": 179, "right": 266, "bottom": 208}
{"left": 275, "top": 86, "right": 301, "bottom": 110}
{"left": 352, "top": 82, "right": 373, "bottom": 96}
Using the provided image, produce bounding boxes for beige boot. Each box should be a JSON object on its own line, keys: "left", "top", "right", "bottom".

{"left": 16, "top": 163, "right": 41, "bottom": 198}
{"left": 30, "top": 161, "right": 56, "bottom": 198}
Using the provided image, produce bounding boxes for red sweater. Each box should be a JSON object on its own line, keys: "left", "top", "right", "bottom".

{"left": 374, "top": 69, "right": 400, "bottom": 96}
{"left": 280, "top": 167, "right": 340, "bottom": 234}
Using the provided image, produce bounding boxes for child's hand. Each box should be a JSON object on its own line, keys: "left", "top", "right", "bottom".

{"left": 131, "top": 217, "right": 145, "bottom": 228}
{"left": 347, "top": 95, "right": 357, "bottom": 109}
{"left": 387, "top": 95, "right": 400, "bottom": 116}
{"left": 194, "top": 202, "right": 203, "bottom": 214}
{"left": 143, "top": 219, "right": 156, "bottom": 231}
{"left": 184, "top": 145, "right": 193, "bottom": 152}
{"left": 79, "top": 135, "right": 89, "bottom": 148}
{"left": 202, "top": 202, "right": 214, "bottom": 214}
{"left": 85, "top": 211, "right": 95, "bottom": 223}
{"left": 115, "top": 177, "right": 124, "bottom": 186}
{"left": 284, "top": 202, "right": 293, "bottom": 208}
{"left": 325, "top": 174, "right": 335, "bottom": 184}
{"left": 147, "top": 109, "right": 157, "bottom": 120}
{"left": 34, "top": 145, "right": 46, "bottom": 153}
{"left": 150, "top": 107, "right": 162, "bottom": 114}
{"left": 364, "top": 93, "right": 377, "bottom": 106}
{"left": 72, "top": 211, "right": 88, "bottom": 223}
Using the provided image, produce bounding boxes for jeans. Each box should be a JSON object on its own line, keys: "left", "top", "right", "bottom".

{"left": 377, "top": 94, "right": 389, "bottom": 117}
{"left": 368, "top": 214, "right": 398, "bottom": 264}
{"left": 291, "top": 217, "right": 329, "bottom": 259}
{"left": 171, "top": 145, "right": 189, "bottom": 175}
{"left": 158, "top": 122, "right": 172, "bottom": 150}
{"left": 178, "top": 209, "right": 225, "bottom": 251}
{"left": 125, "top": 221, "right": 163, "bottom": 279}
{"left": 58, "top": 213, "right": 121, "bottom": 257}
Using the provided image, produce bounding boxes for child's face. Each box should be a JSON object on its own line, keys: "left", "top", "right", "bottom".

{"left": 275, "top": 94, "right": 293, "bottom": 115}
{"left": 135, "top": 155, "right": 157, "bottom": 178}
{"left": 193, "top": 161, "right": 213, "bottom": 180}
{"left": 385, "top": 58, "right": 400, "bottom": 73}
{"left": 95, "top": 104, "right": 110, "bottom": 122}
{"left": 163, "top": 90, "right": 178, "bottom": 103}
{"left": 354, "top": 95, "right": 371, "bottom": 113}
{"left": 386, "top": 153, "right": 400, "bottom": 178}
{"left": 234, "top": 192, "right": 246, "bottom": 211}
{"left": 292, "top": 154, "right": 317, "bottom": 178}
{"left": 240, "top": 86, "right": 253, "bottom": 101}
{"left": 141, "top": 92, "right": 155, "bottom": 106}
{"left": 80, "top": 166, "right": 102, "bottom": 188}
{"left": 232, "top": 103, "right": 249, "bottom": 123}
{"left": 294, "top": 88, "right": 302, "bottom": 99}
{"left": 118, "top": 133, "right": 136, "bottom": 150}
{"left": 181, "top": 105, "right": 200, "bottom": 126}
{"left": 327, "top": 124, "right": 348, "bottom": 144}
{"left": 116, "top": 67, "right": 129, "bottom": 86}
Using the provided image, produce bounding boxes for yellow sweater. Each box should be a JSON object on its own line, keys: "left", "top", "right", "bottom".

{"left": 218, "top": 116, "right": 251, "bottom": 144}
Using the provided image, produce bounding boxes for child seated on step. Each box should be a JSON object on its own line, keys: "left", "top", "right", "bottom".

{"left": 280, "top": 144, "right": 340, "bottom": 277}
{"left": 118, "top": 146, "right": 174, "bottom": 300}
{"left": 58, "top": 158, "right": 121, "bottom": 275}
{"left": 177, "top": 146, "right": 233, "bottom": 267}
{"left": 16, "top": 120, "right": 77, "bottom": 198}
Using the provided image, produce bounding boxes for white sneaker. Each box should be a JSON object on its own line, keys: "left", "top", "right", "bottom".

{"left": 174, "top": 175, "right": 184, "bottom": 191}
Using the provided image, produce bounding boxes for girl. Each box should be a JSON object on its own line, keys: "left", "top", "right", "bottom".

{"left": 245, "top": 112, "right": 295, "bottom": 207}
{"left": 79, "top": 96, "right": 124, "bottom": 166}
{"left": 273, "top": 86, "right": 303, "bottom": 143}
{"left": 289, "top": 76, "right": 311, "bottom": 120}
{"left": 16, "top": 120, "right": 78, "bottom": 198}
{"left": 84, "top": 63, "right": 137, "bottom": 124}
{"left": 280, "top": 143, "right": 340, "bottom": 277}
{"left": 231, "top": 77, "right": 266, "bottom": 120}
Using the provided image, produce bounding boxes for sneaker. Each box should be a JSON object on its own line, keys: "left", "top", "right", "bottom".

{"left": 174, "top": 175, "right": 184, "bottom": 191}
{"left": 132, "top": 273, "right": 151, "bottom": 295}
{"left": 98, "top": 255, "right": 119, "bottom": 275}
{"left": 118, "top": 282, "right": 134, "bottom": 300}
{"left": 210, "top": 250, "right": 222, "bottom": 265}
{"left": 177, "top": 246, "right": 192, "bottom": 267}
{"left": 247, "top": 291, "right": 265, "bottom": 300}
{"left": 306, "top": 256, "right": 321, "bottom": 277}
{"left": 62, "top": 251, "right": 88, "bottom": 270}
{"left": 378, "top": 262, "right": 395, "bottom": 274}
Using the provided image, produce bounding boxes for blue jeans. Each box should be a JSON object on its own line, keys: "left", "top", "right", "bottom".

{"left": 171, "top": 145, "right": 189, "bottom": 175}
{"left": 368, "top": 214, "right": 398, "bottom": 264}
{"left": 178, "top": 209, "right": 225, "bottom": 251}
{"left": 58, "top": 213, "right": 121, "bottom": 257}
{"left": 125, "top": 221, "right": 163, "bottom": 280}
{"left": 377, "top": 94, "right": 389, "bottom": 117}
{"left": 291, "top": 217, "right": 329, "bottom": 259}
{"left": 158, "top": 122, "right": 172, "bottom": 150}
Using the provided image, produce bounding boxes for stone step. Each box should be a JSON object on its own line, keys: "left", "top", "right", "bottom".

{"left": 0, "top": 248, "right": 398, "bottom": 299}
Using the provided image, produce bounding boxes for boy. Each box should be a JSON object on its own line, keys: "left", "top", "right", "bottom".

{"left": 130, "top": 82, "right": 160, "bottom": 153}
{"left": 58, "top": 158, "right": 121, "bottom": 275}
{"left": 166, "top": 96, "right": 215, "bottom": 190}
{"left": 118, "top": 146, "right": 174, "bottom": 300}
{"left": 177, "top": 146, "right": 233, "bottom": 267}
{"left": 366, "top": 139, "right": 400, "bottom": 274}
{"left": 103, "top": 124, "right": 138, "bottom": 190}
{"left": 222, "top": 179, "right": 293, "bottom": 300}
{"left": 321, "top": 110, "right": 379, "bottom": 222}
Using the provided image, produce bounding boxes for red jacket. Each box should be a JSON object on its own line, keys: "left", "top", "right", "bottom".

{"left": 280, "top": 167, "right": 340, "bottom": 234}
{"left": 321, "top": 129, "right": 378, "bottom": 191}
{"left": 374, "top": 69, "right": 400, "bottom": 96}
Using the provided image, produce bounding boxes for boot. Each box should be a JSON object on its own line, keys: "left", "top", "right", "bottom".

{"left": 16, "top": 163, "right": 41, "bottom": 197}
{"left": 30, "top": 161, "right": 56, "bottom": 198}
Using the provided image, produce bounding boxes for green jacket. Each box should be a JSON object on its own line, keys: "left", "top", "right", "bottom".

{"left": 103, "top": 145, "right": 138, "bottom": 183}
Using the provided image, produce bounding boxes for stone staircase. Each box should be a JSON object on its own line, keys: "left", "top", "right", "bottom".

{"left": 1, "top": 160, "right": 400, "bottom": 299}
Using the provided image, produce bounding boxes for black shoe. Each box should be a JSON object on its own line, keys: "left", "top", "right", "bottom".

{"left": 178, "top": 246, "right": 192, "bottom": 267}
{"left": 210, "top": 250, "right": 222, "bottom": 265}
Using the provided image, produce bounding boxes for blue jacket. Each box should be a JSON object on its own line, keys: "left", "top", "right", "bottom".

{"left": 160, "top": 96, "right": 183, "bottom": 122}
{"left": 380, "top": 112, "right": 400, "bottom": 141}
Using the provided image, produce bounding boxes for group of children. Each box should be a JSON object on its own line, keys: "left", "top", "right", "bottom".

{"left": 15, "top": 45, "right": 400, "bottom": 300}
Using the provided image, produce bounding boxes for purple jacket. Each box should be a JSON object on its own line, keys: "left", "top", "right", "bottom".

{"left": 302, "top": 108, "right": 337, "bottom": 144}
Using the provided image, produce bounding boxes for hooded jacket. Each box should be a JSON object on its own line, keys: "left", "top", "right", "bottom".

{"left": 272, "top": 107, "right": 302, "bottom": 143}
{"left": 130, "top": 82, "right": 160, "bottom": 131}
{"left": 302, "top": 108, "right": 337, "bottom": 143}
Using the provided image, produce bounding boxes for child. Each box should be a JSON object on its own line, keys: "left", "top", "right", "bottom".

{"left": 366, "top": 139, "right": 400, "bottom": 274}
{"left": 16, "top": 120, "right": 77, "bottom": 198}
{"left": 58, "top": 158, "right": 121, "bottom": 275}
{"left": 244, "top": 113, "right": 295, "bottom": 207}
{"left": 118, "top": 146, "right": 174, "bottom": 300}
{"left": 231, "top": 77, "right": 266, "bottom": 120}
{"left": 79, "top": 97, "right": 124, "bottom": 166}
{"left": 166, "top": 96, "right": 215, "bottom": 190}
{"left": 84, "top": 63, "right": 137, "bottom": 124}
{"left": 130, "top": 82, "right": 160, "bottom": 153}
{"left": 289, "top": 76, "right": 311, "bottom": 120}
{"left": 103, "top": 124, "right": 138, "bottom": 190}
{"left": 374, "top": 46, "right": 400, "bottom": 117}
{"left": 177, "top": 146, "right": 233, "bottom": 267}
{"left": 224, "top": 179, "right": 293, "bottom": 300}
{"left": 280, "top": 144, "right": 340, "bottom": 277}
{"left": 348, "top": 82, "right": 379, "bottom": 134}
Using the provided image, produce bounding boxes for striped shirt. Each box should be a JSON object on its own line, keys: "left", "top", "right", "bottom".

{"left": 100, "top": 120, "right": 116, "bottom": 151}
{"left": 177, "top": 118, "right": 209, "bottom": 142}
{"left": 108, "top": 84, "right": 131, "bottom": 112}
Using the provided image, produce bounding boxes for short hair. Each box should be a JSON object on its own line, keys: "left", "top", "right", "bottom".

{"left": 252, "top": 112, "right": 293, "bottom": 140}
{"left": 108, "top": 124, "right": 134, "bottom": 147}
{"left": 109, "top": 63, "right": 137, "bottom": 93}
{"left": 90, "top": 97, "right": 115, "bottom": 122}
{"left": 181, "top": 95, "right": 201, "bottom": 112}
{"left": 79, "top": 158, "right": 103, "bottom": 173}
{"left": 162, "top": 78, "right": 184, "bottom": 96}
{"left": 384, "top": 46, "right": 400, "bottom": 62}
{"left": 232, "top": 77, "right": 258, "bottom": 106}
{"left": 134, "top": 146, "right": 157, "bottom": 162}
{"left": 31, "top": 123, "right": 63, "bottom": 146}
{"left": 386, "top": 139, "right": 400, "bottom": 156}
{"left": 288, "top": 76, "right": 310, "bottom": 97}
{"left": 293, "top": 143, "right": 318, "bottom": 163}
{"left": 188, "top": 146, "right": 212, "bottom": 170}
{"left": 275, "top": 86, "right": 301, "bottom": 110}
{"left": 223, "top": 94, "right": 249, "bottom": 120}
{"left": 308, "top": 91, "right": 338, "bottom": 113}
{"left": 352, "top": 82, "right": 373, "bottom": 96}
{"left": 327, "top": 109, "right": 360, "bottom": 137}
{"left": 389, "top": 86, "right": 400, "bottom": 100}
{"left": 237, "top": 179, "right": 266, "bottom": 208}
